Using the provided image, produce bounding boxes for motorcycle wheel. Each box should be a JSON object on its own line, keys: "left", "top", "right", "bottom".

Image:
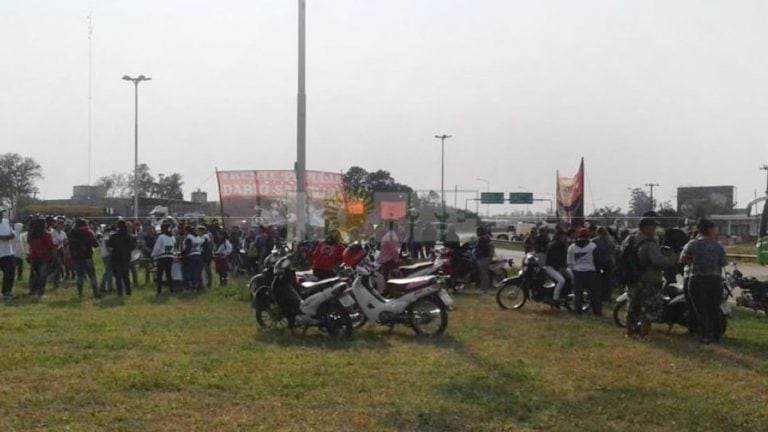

{"left": 255, "top": 302, "right": 289, "bottom": 330}
{"left": 496, "top": 281, "right": 527, "bottom": 310}
{"left": 613, "top": 299, "right": 628, "bottom": 328}
{"left": 348, "top": 303, "right": 368, "bottom": 330}
{"left": 319, "top": 301, "right": 353, "bottom": 338}
{"left": 408, "top": 297, "right": 448, "bottom": 336}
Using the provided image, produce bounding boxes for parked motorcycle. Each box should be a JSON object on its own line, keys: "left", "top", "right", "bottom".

{"left": 344, "top": 244, "right": 453, "bottom": 336}
{"left": 294, "top": 267, "right": 367, "bottom": 329}
{"left": 612, "top": 278, "right": 732, "bottom": 336}
{"left": 496, "top": 252, "right": 588, "bottom": 312}
{"left": 439, "top": 244, "right": 511, "bottom": 291}
{"left": 255, "top": 254, "right": 353, "bottom": 337}
{"left": 729, "top": 262, "right": 768, "bottom": 316}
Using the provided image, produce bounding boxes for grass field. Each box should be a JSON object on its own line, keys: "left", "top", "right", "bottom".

{"left": 1, "top": 267, "right": 768, "bottom": 431}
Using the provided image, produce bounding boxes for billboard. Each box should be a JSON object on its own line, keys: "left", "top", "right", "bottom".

{"left": 216, "top": 170, "right": 344, "bottom": 230}
{"left": 676, "top": 186, "right": 735, "bottom": 215}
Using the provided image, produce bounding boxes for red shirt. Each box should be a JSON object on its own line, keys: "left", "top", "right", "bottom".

{"left": 311, "top": 241, "right": 346, "bottom": 272}
{"left": 28, "top": 233, "right": 56, "bottom": 264}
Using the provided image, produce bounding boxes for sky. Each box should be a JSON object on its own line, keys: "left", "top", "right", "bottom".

{"left": 1, "top": 0, "right": 767, "bottom": 215}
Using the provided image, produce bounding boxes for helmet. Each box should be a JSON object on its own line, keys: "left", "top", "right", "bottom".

{"left": 343, "top": 243, "right": 367, "bottom": 268}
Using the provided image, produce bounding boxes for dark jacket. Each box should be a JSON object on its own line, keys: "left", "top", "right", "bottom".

{"left": 107, "top": 229, "right": 136, "bottom": 263}
{"left": 545, "top": 240, "right": 568, "bottom": 269}
{"left": 69, "top": 227, "right": 99, "bottom": 260}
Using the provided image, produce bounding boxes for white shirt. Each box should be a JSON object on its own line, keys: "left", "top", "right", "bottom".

{"left": 215, "top": 239, "right": 233, "bottom": 257}
{"left": 52, "top": 229, "right": 68, "bottom": 250}
{"left": 184, "top": 234, "right": 204, "bottom": 256}
{"left": 11, "top": 224, "right": 26, "bottom": 258}
{"left": 567, "top": 241, "right": 597, "bottom": 272}
{"left": 0, "top": 219, "right": 14, "bottom": 258}
{"left": 152, "top": 234, "right": 177, "bottom": 259}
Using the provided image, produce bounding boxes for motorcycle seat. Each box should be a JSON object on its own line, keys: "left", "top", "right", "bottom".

{"left": 295, "top": 270, "right": 315, "bottom": 281}
{"left": 300, "top": 277, "right": 341, "bottom": 297}
{"left": 398, "top": 262, "right": 433, "bottom": 273}
{"left": 387, "top": 275, "right": 437, "bottom": 292}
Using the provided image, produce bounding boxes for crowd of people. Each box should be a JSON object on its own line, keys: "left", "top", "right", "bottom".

{"left": 521, "top": 212, "right": 727, "bottom": 344}
{"left": 0, "top": 207, "right": 285, "bottom": 299}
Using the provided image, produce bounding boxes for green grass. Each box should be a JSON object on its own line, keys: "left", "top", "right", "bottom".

{"left": 1, "top": 265, "right": 768, "bottom": 431}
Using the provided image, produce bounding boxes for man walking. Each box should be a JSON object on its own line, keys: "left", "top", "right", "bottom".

{"left": 68, "top": 219, "right": 101, "bottom": 298}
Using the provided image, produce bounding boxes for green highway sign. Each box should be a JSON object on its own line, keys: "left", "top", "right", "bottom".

{"left": 509, "top": 192, "right": 534, "bottom": 205}
{"left": 480, "top": 192, "right": 505, "bottom": 204}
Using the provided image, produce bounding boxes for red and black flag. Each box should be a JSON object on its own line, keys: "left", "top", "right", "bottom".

{"left": 556, "top": 158, "right": 585, "bottom": 227}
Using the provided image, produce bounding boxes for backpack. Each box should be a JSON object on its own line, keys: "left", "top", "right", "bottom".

{"left": 617, "top": 235, "right": 650, "bottom": 285}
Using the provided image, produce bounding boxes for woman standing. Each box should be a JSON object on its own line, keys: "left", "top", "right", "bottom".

{"left": 108, "top": 220, "right": 136, "bottom": 297}
{"left": 214, "top": 231, "right": 232, "bottom": 286}
{"left": 27, "top": 218, "right": 56, "bottom": 297}
{"left": 152, "top": 223, "right": 176, "bottom": 295}
{"left": 680, "top": 219, "right": 726, "bottom": 344}
{"left": 567, "top": 228, "right": 600, "bottom": 316}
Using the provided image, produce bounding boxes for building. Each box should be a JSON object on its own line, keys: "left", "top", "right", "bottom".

{"left": 677, "top": 185, "right": 736, "bottom": 215}
{"left": 191, "top": 189, "right": 208, "bottom": 203}
{"left": 709, "top": 210, "right": 761, "bottom": 241}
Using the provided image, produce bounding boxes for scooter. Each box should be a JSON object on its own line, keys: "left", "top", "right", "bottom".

{"left": 255, "top": 254, "right": 353, "bottom": 337}
{"left": 728, "top": 262, "right": 768, "bottom": 316}
{"left": 345, "top": 245, "right": 453, "bottom": 336}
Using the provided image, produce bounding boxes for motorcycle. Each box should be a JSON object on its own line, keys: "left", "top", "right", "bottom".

{"left": 255, "top": 254, "right": 353, "bottom": 337}
{"left": 729, "top": 262, "right": 768, "bottom": 316}
{"left": 612, "top": 277, "right": 732, "bottom": 336}
{"left": 345, "top": 245, "right": 453, "bottom": 336}
{"left": 294, "top": 267, "right": 367, "bottom": 329}
{"left": 496, "top": 252, "right": 588, "bottom": 312}
{"left": 439, "top": 244, "right": 511, "bottom": 291}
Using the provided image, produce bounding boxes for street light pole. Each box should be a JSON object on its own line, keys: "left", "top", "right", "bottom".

{"left": 645, "top": 183, "right": 659, "bottom": 211}
{"left": 761, "top": 165, "right": 768, "bottom": 195}
{"left": 435, "top": 134, "right": 451, "bottom": 240}
{"left": 122, "top": 74, "right": 151, "bottom": 221}
{"left": 476, "top": 177, "right": 489, "bottom": 217}
{"left": 295, "top": 0, "right": 307, "bottom": 241}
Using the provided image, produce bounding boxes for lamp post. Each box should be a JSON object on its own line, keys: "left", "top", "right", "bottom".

{"left": 761, "top": 165, "right": 768, "bottom": 195}
{"left": 295, "top": 0, "right": 307, "bottom": 241}
{"left": 645, "top": 183, "right": 659, "bottom": 212}
{"left": 122, "top": 74, "right": 151, "bottom": 221}
{"left": 435, "top": 134, "right": 451, "bottom": 241}
{"left": 476, "top": 177, "right": 489, "bottom": 218}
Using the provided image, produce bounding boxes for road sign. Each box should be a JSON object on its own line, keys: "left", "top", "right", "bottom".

{"left": 509, "top": 192, "right": 534, "bottom": 205}
{"left": 480, "top": 192, "right": 505, "bottom": 204}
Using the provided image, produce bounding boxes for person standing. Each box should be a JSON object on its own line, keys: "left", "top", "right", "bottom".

{"left": 151, "top": 223, "right": 176, "bottom": 295}
{"left": 99, "top": 227, "right": 115, "bottom": 292}
{"left": 680, "top": 219, "right": 727, "bottom": 344}
{"left": 593, "top": 227, "right": 618, "bottom": 303}
{"left": 377, "top": 224, "right": 401, "bottom": 282}
{"left": 68, "top": 219, "right": 101, "bottom": 299}
{"left": 567, "top": 228, "right": 600, "bottom": 316}
{"left": 0, "top": 208, "right": 16, "bottom": 299}
{"left": 108, "top": 220, "right": 136, "bottom": 297}
{"left": 50, "top": 218, "right": 68, "bottom": 289}
{"left": 12, "top": 223, "right": 26, "bottom": 282}
{"left": 27, "top": 218, "right": 56, "bottom": 297}
{"left": 474, "top": 226, "right": 493, "bottom": 294}
{"left": 213, "top": 231, "right": 232, "bottom": 286}
{"left": 621, "top": 217, "right": 677, "bottom": 338}
{"left": 182, "top": 226, "right": 204, "bottom": 291}
{"left": 198, "top": 226, "right": 214, "bottom": 288}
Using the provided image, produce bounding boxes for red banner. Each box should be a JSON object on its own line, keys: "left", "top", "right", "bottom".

{"left": 556, "top": 158, "right": 585, "bottom": 226}
{"left": 216, "top": 170, "right": 344, "bottom": 229}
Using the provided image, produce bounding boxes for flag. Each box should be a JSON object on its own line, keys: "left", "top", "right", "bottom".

{"left": 556, "top": 158, "right": 585, "bottom": 226}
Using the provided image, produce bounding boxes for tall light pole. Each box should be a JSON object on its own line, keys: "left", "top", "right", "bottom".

{"left": 122, "top": 74, "right": 151, "bottom": 221}
{"left": 435, "top": 134, "right": 451, "bottom": 240}
{"left": 761, "top": 165, "right": 768, "bottom": 195}
{"left": 476, "top": 177, "right": 489, "bottom": 217}
{"left": 295, "top": 0, "right": 307, "bottom": 241}
{"left": 645, "top": 183, "right": 659, "bottom": 212}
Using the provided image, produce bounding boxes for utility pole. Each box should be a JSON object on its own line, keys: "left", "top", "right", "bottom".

{"left": 122, "top": 75, "right": 151, "bottom": 221}
{"left": 87, "top": 13, "right": 93, "bottom": 186}
{"left": 476, "top": 178, "right": 490, "bottom": 217}
{"left": 761, "top": 165, "right": 768, "bottom": 195}
{"left": 645, "top": 183, "right": 659, "bottom": 211}
{"left": 295, "top": 0, "right": 307, "bottom": 242}
{"left": 435, "top": 134, "right": 451, "bottom": 240}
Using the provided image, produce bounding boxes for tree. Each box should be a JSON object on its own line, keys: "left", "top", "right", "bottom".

{"left": 590, "top": 206, "right": 625, "bottom": 226}
{"left": 97, "top": 173, "right": 131, "bottom": 198}
{"left": 342, "top": 166, "right": 369, "bottom": 192}
{"left": 0, "top": 153, "right": 43, "bottom": 214}
{"left": 628, "top": 188, "right": 653, "bottom": 217}
{"left": 342, "top": 167, "right": 412, "bottom": 194}
{"left": 154, "top": 173, "right": 184, "bottom": 200}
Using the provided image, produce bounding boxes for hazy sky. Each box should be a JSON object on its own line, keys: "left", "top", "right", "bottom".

{"left": 2, "top": 0, "right": 767, "bottom": 214}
